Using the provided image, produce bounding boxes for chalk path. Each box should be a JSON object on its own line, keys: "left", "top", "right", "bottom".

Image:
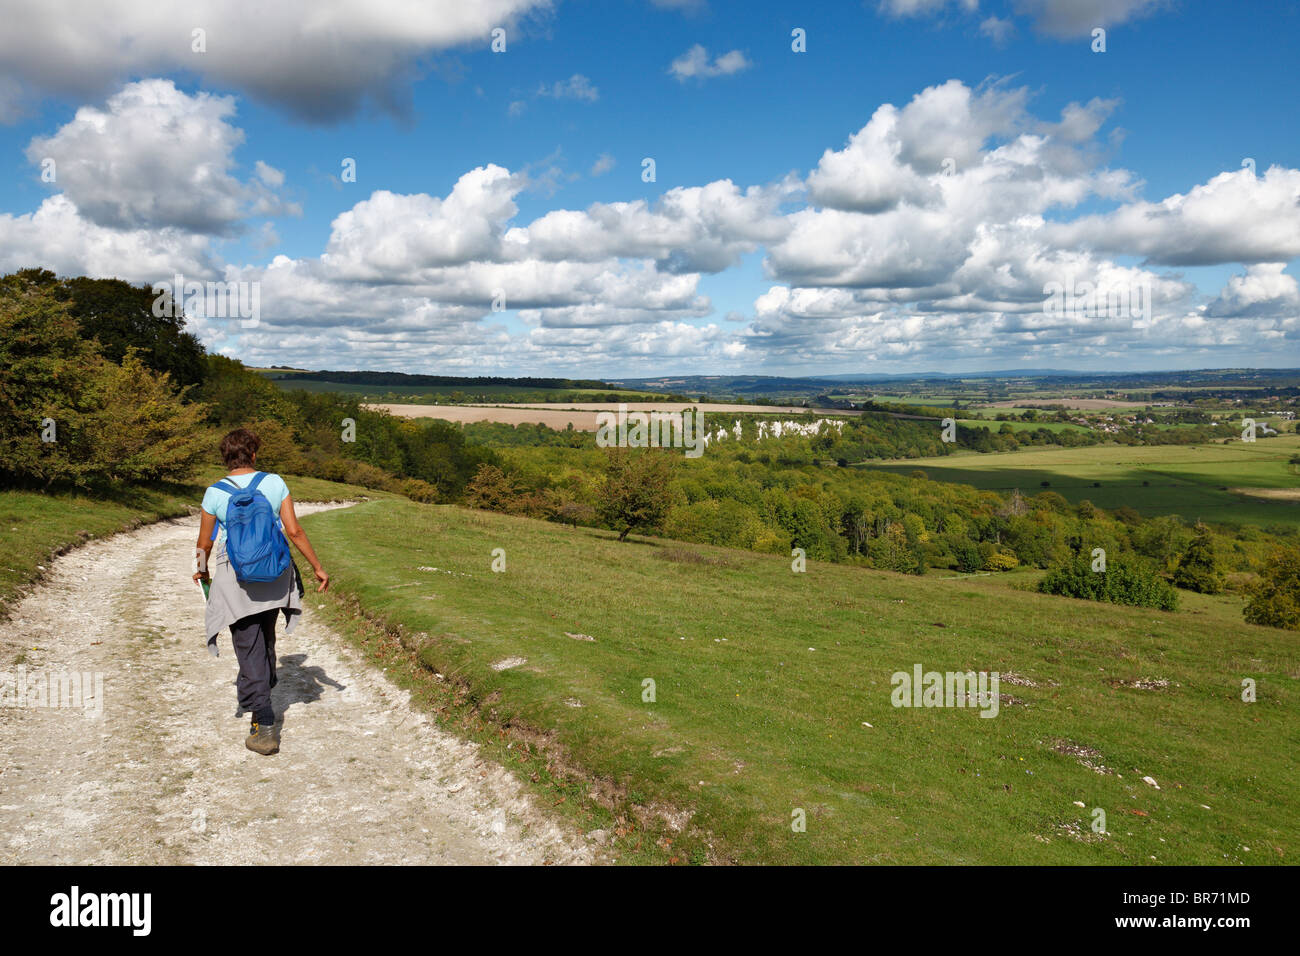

{"left": 0, "top": 504, "right": 599, "bottom": 865}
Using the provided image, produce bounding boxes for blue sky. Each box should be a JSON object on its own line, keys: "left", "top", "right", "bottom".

{"left": 1, "top": 0, "right": 1297, "bottom": 376}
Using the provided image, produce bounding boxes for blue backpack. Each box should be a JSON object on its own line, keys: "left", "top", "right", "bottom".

{"left": 210, "top": 472, "right": 291, "bottom": 583}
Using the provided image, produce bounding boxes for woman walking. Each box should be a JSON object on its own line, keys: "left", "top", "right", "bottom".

{"left": 193, "top": 428, "right": 329, "bottom": 755}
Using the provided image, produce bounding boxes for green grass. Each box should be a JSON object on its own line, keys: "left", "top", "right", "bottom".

{"left": 302, "top": 498, "right": 1299, "bottom": 865}
{"left": 0, "top": 472, "right": 391, "bottom": 617}
{"left": 0, "top": 484, "right": 191, "bottom": 617}
{"left": 867, "top": 436, "right": 1300, "bottom": 527}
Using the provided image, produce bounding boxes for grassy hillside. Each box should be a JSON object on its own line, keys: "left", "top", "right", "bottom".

{"left": 301, "top": 497, "right": 1299, "bottom": 865}
{"left": 867, "top": 436, "right": 1300, "bottom": 527}
{"left": 0, "top": 472, "right": 391, "bottom": 617}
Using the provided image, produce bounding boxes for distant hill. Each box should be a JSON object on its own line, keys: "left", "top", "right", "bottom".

{"left": 259, "top": 369, "right": 612, "bottom": 390}
{"left": 607, "top": 369, "right": 1300, "bottom": 399}
{"left": 252, "top": 367, "right": 690, "bottom": 403}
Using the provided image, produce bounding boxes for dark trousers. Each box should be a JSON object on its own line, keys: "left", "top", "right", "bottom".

{"left": 230, "top": 609, "right": 279, "bottom": 725}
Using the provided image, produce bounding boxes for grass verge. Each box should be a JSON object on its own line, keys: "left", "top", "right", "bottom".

{"left": 301, "top": 497, "right": 1299, "bottom": 865}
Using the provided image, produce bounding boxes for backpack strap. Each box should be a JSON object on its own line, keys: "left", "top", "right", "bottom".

{"left": 246, "top": 471, "right": 268, "bottom": 494}
{"left": 207, "top": 475, "right": 250, "bottom": 539}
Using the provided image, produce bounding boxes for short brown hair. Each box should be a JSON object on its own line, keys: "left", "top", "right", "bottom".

{"left": 220, "top": 428, "right": 261, "bottom": 469}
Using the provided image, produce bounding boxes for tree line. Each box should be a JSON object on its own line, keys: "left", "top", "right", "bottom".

{"left": 0, "top": 269, "right": 494, "bottom": 498}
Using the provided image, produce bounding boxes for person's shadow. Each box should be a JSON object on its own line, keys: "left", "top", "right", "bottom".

{"left": 270, "top": 654, "right": 346, "bottom": 736}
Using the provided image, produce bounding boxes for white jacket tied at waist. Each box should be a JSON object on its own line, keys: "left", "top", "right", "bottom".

{"left": 204, "top": 535, "right": 303, "bottom": 656}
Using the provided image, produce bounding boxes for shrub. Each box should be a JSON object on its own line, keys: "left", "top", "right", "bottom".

{"left": 0, "top": 277, "right": 100, "bottom": 484}
{"left": 1113, "top": 506, "right": 1142, "bottom": 526}
{"left": 867, "top": 522, "right": 925, "bottom": 575}
{"left": 464, "top": 464, "right": 523, "bottom": 512}
{"left": 1243, "top": 548, "right": 1300, "bottom": 631}
{"left": 984, "top": 550, "right": 1020, "bottom": 572}
{"left": 78, "top": 352, "right": 210, "bottom": 483}
{"left": 0, "top": 278, "right": 209, "bottom": 486}
{"left": 951, "top": 537, "right": 983, "bottom": 573}
{"left": 1038, "top": 553, "right": 1178, "bottom": 611}
{"left": 599, "top": 449, "right": 675, "bottom": 541}
{"left": 1173, "top": 523, "right": 1225, "bottom": 594}
{"left": 338, "top": 460, "right": 395, "bottom": 491}
{"left": 400, "top": 478, "right": 440, "bottom": 503}
{"left": 245, "top": 418, "right": 305, "bottom": 475}
{"left": 193, "top": 354, "right": 300, "bottom": 428}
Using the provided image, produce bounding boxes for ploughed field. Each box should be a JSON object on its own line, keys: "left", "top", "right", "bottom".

{"left": 368, "top": 402, "right": 858, "bottom": 431}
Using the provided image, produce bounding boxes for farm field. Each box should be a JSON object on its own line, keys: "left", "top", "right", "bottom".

{"left": 866, "top": 436, "right": 1300, "bottom": 527}
{"left": 302, "top": 497, "right": 1299, "bottom": 866}
{"left": 370, "top": 403, "right": 602, "bottom": 429}
{"left": 461, "top": 401, "right": 830, "bottom": 413}
{"left": 978, "top": 398, "right": 1154, "bottom": 410}
{"left": 369, "top": 401, "right": 859, "bottom": 430}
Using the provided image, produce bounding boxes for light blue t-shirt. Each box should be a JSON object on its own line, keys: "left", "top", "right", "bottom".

{"left": 201, "top": 472, "right": 290, "bottom": 542}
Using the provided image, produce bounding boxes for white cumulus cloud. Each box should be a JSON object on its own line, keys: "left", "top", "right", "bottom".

{"left": 668, "top": 45, "right": 752, "bottom": 82}
{"left": 25, "top": 79, "right": 297, "bottom": 235}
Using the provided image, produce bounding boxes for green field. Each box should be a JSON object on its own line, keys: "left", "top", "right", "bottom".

{"left": 866, "top": 436, "right": 1300, "bottom": 527}
{"left": 300, "top": 498, "right": 1299, "bottom": 865}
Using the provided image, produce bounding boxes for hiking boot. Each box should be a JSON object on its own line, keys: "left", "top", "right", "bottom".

{"left": 245, "top": 720, "right": 279, "bottom": 755}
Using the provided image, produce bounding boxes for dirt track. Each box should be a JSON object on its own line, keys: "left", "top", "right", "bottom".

{"left": 0, "top": 504, "right": 600, "bottom": 865}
